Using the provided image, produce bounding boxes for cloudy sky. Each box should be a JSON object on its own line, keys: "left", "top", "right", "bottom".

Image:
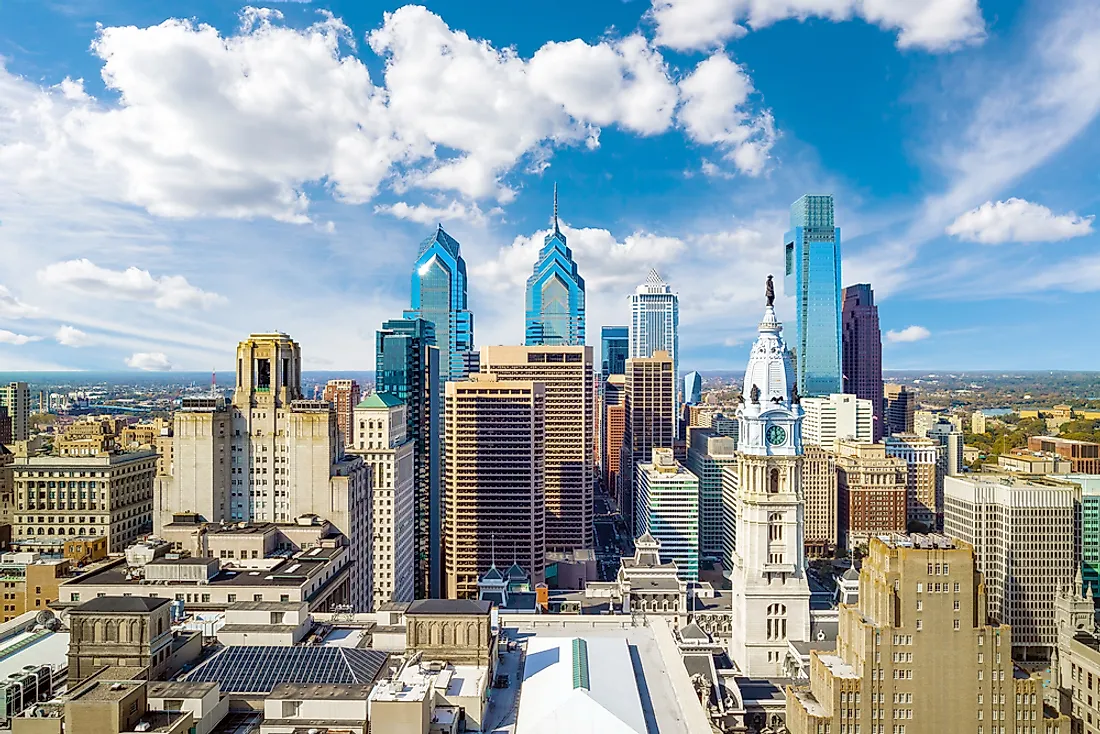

{"left": 0, "top": 0, "right": 1098, "bottom": 373}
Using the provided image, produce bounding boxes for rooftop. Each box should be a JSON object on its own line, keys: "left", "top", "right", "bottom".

{"left": 874, "top": 533, "right": 958, "bottom": 550}
{"left": 817, "top": 654, "right": 860, "bottom": 679}
{"left": 67, "top": 551, "right": 341, "bottom": 589}
{"left": 268, "top": 683, "right": 374, "bottom": 700}
{"left": 148, "top": 681, "right": 220, "bottom": 699}
{"left": 74, "top": 596, "right": 170, "bottom": 613}
{"left": 356, "top": 393, "right": 403, "bottom": 409}
{"left": 407, "top": 599, "right": 490, "bottom": 616}
{"left": 70, "top": 679, "right": 145, "bottom": 702}
{"left": 183, "top": 645, "right": 388, "bottom": 695}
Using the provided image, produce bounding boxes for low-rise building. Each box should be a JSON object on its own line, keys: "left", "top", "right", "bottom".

{"left": 1029, "top": 436, "right": 1100, "bottom": 474}
{"left": 999, "top": 452, "right": 1073, "bottom": 474}
{"left": 0, "top": 552, "right": 77, "bottom": 622}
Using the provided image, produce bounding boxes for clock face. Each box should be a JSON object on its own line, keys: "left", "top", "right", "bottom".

{"left": 766, "top": 425, "right": 787, "bottom": 446}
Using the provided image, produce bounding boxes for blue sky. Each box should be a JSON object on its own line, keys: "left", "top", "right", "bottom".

{"left": 0, "top": 0, "right": 1097, "bottom": 373}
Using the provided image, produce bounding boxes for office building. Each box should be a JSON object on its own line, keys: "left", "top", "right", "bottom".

{"left": 801, "top": 393, "right": 874, "bottom": 450}
{"left": 620, "top": 351, "right": 675, "bottom": 535}
{"left": 629, "top": 270, "right": 678, "bottom": 392}
{"left": 602, "top": 374, "right": 627, "bottom": 494}
{"left": 322, "top": 379, "right": 361, "bottom": 449}
{"left": 783, "top": 195, "right": 842, "bottom": 397}
{"left": 972, "top": 411, "right": 988, "bottom": 434}
{"left": 480, "top": 345, "right": 594, "bottom": 551}
{"left": 835, "top": 441, "right": 908, "bottom": 549}
{"left": 600, "top": 326, "right": 629, "bottom": 381}
{"left": 720, "top": 465, "right": 738, "bottom": 577}
{"left": 443, "top": 375, "right": 545, "bottom": 599}
{"left": 787, "top": 534, "right": 1068, "bottom": 734}
{"left": 884, "top": 383, "right": 915, "bottom": 436}
{"left": 801, "top": 445, "right": 837, "bottom": 558}
{"left": 944, "top": 473, "right": 1077, "bottom": 656}
{"left": 636, "top": 448, "right": 700, "bottom": 581}
{"left": 841, "top": 283, "right": 884, "bottom": 441}
{"left": 1028, "top": 436, "right": 1100, "bottom": 474}
{"left": 350, "top": 393, "right": 415, "bottom": 608}
{"left": 728, "top": 285, "right": 812, "bottom": 677}
{"left": 524, "top": 190, "right": 585, "bottom": 346}
{"left": 683, "top": 371, "right": 702, "bottom": 406}
{"left": 885, "top": 433, "right": 944, "bottom": 531}
{"left": 913, "top": 409, "right": 938, "bottom": 438}
{"left": 0, "top": 382, "right": 30, "bottom": 442}
{"left": 404, "top": 225, "right": 475, "bottom": 385}
{"left": 162, "top": 332, "right": 371, "bottom": 610}
{"left": 12, "top": 448, "right": 156, "bottom": 553}
{"left": 377, "top": 317, "right": 441, "bottom": 598}
{"left": 686, "top": 429, "right": 737, "bottom": 560}
{"left": 0, "top": 407, "right": 11, "bottom": 445}
{"left": 0, "top": 552, "right": 77, "bottom": 622}
{"left": 928, "top": 417, "right": 964, "bottom": 477}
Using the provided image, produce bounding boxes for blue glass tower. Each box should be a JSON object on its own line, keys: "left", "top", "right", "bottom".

{"left": 601, "top": 326, "right": 629, "bottom": 380}
{"left": 405, "top": 225, "right": 475, "bottom": 386}
{"left": 377, "top": 317, "right": 441, "bottom": 598}
{"left": 783, "top": 195, "right": 842, "bottom": 397}
{"left": 684, "top": 371, "right": 702, "bottom": 405}
{"left": 525, "top": 187, "right": 585, "bottom": 346}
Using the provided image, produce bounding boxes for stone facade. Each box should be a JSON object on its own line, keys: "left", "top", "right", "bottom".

{"left": 404, "top": 599, "right": 495, "bottom": 667}
{"left": 66, "top": 597, "right": 173, "bottom": 688}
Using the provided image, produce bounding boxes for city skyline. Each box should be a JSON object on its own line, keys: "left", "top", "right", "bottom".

{"left": 0, "top": 0, "right": 1098, "bottom": 374}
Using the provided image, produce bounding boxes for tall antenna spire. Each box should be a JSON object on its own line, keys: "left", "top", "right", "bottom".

{"left": 553, "top": 182, "right": 559, "bottom": 233}
{"left": 491, "top": 533, "right": 496, "bottom": 568}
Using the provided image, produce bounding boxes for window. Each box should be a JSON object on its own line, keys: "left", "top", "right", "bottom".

{"left": 227, "top": 594, "right": 236, "bottom": 603}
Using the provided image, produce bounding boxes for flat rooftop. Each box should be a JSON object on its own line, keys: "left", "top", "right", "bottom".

{"left": 68, "top": 553, "right": 340, "bottom": 588}
{"left": 818, "top": 654, "right": 860, "bottom": 679}
{"left": 0, "top": 630, "right": 69, "bottom": 678}
{"left": 876, "top": 533, "right": 958, "bottom": 550}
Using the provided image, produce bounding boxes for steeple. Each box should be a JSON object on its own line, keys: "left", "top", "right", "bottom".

{"left": 553, "top": 182, "right": 559, "bottom": 234}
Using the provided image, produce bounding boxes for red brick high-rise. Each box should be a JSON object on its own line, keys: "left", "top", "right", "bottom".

{"left": 323, "top": 379, "right": 361, "bottom": 449}
{"left": 842, "top": 284, "right": 884, "bottom": 442}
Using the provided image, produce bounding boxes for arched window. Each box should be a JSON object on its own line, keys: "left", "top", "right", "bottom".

{"left": 768, "top": 513, "right": 784, "bottom": 542}
{"left": 769, "top": 468, "right": 780, "bottom": 494}
{"left": 766, "top": 603, "right": 787, "bottom": 641}
{"left": 105, "top": 621, "right": 118, "bottom": 642}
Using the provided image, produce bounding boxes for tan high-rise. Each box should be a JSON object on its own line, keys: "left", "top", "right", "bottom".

{"left": 620, "top": 350, "right": 675, "bottom": 535}
{"left": 836, "top": 441, "right": 908, "bottom": 549}
{"left": 802, "top": 445, "right": 838, "bottom": 557}
{"left": 443, "top": 375, "right": 545, "bottom": 599}
{"left": 480, "top": 345, "right": 593, "bottom": 551}
{"left": 787, "top": 534, "right": 1069, "bottom": 734}
{"left": 886, "top": 434, "right": 943, "bottom": 531}
{"left": 323, "top": 379, "right": 361, "bottom": 449}
{"left": 603, "top": 374, "right": 627, "bottom": 493}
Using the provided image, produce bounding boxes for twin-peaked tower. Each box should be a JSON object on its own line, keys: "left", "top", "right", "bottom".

{"left": 730, "top": 276, "right": 811, "bottom": 676}
{"left": 525, "top": 186, "right": 586, "bottom": 346}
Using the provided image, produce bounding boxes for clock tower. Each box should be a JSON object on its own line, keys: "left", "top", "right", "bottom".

{"left": 728, "top": 275, "right": 811, "bottom": 676}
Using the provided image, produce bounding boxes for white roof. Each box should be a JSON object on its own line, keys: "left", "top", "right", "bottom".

{"left": 0, "top": 631, "right": 70, "bottom": 678}
{"left": 522, "top": 687, "right": 641, "bottom": 734}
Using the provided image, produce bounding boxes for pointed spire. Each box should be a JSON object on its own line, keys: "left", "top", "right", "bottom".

{"left": 491, "top": 533, "right": 496, "bottom": 569}
{"left": 553, "top": 182, "right": 560, "bottom": 234}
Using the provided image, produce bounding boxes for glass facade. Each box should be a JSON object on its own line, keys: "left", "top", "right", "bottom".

{"left": 376, "top": 317, "right": 441, "bottom": 598}
{"left": 525, "top": 219, "right": 585, "bottom": 346}
{"left": 405, "top": 226, "right": 475, "bottom": 387}
{"left": 683, "top": 371, "right": 702, "bottom": 405}
{"left": 783, "top": 195, "right": 842, "bottom": 397}
{"left": 601, "top": 326, "right": 629, "bottom": 379}
{"left": 630, "top": 270, "right": 679, "bottom": 395}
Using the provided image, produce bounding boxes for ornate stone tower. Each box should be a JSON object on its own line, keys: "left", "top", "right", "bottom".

{"left": 729, "top": 276, "right": 812, "bottom": 676}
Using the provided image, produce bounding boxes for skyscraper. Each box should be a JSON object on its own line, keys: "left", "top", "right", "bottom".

{"left": 885, "top": 433, "right": 943, "bottom": 531}
{"left": 636, "top": 448, "right": 700, "bottom": 581}
{"left": 480, "top": 345, "right": 594, "bottom": 551}
{"left": 524, "top": 187, "right": 585, "bottom": 346}
{"left": 841, "top": 283, "right": 884, "bottom": 441}
{"left": 603, "top": 374, "right": 627, "bottom": 493}
{"left": 376, "top": 317, "right": 441, "bottom": 598}
{"left": 884, "top": 383, "right": 915, "bottom": 436}
{"left": 322, "top": 379, "right": 361, "bottom": 449}
{"left": 686, "top": 429, "right": 737, "bottom": 560}
{"left": 600, "top": 326, "right": 629, "bottom": 381}
{"left": 443, "top": 374, "right": 545, "bottom": 599}
{"left": 0, "top": 382, "right": 30, "bottom": 442}
{"left": 620, "top": 351, "right": 675, "bottom": 535}
{"left": 783, "top": 195, "right": 842, "bottom": 397}
{"left": 800, "top": 446, "right": 837, "bottom": 558}
{"left": 799, "top": 392, "right": 874, "bottom": 449}
{"left": 405, "top": 225, "right": 475, "bottom": 386}
{"left": 683, "top": 371, "right": 702, "bottom": 405}
{"left": 629, "top": 270, "right": 678, "bottom": 391}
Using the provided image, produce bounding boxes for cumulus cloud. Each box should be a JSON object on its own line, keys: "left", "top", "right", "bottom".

{"left": 946, "top": 198, "right": 1094, "bottom": 244}
{"left": 125, "top": 352, "right": 172, "bottom": 370}
{"left": 55, "top": 325, "right": 92, "bottom": 347}
{"left": 650, "top": 0, "right": 985, "bottom": 52}
{"left": 374, "top": 200, "right": 500, "bottom": 227}
{"left": 678, "top": 54, "right": 775, "bottom": 176}
{"left": 0, "top": 329, "right": 42, "bottom": 345}
{"left": 886, "top": 325, "right": 931, "bottom": 343}
{"left": 37, "top": 259, "right": 225, "bottom": 310}
{"left": 0, "top": 286, "right": 37, "bottom": 318}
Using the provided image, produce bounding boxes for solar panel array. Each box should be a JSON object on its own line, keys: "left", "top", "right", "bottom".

{"left": 184, "top": 646, "right": 388, "bottom": 693}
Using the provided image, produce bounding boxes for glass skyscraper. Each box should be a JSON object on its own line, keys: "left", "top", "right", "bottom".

{"left": 629, "top": 269, "right": 679, "bottom": 393}
{"left": 842, "top": 283, "right": 884, "bottom": 441}
{"left": 601, "top": 326, "right": 629, "bottom": 379}
{"left": 683, "top": 371, "right": 702, "bottom": 405}
{"left": 405, "top": 225, "right": 475, "bottom": 386}
{"left": 376, "top": 317, "right": 441, "bottom": 598}
{"left": 783, "top": 194, "right": 842, "bottom": 397}
{"left": 525, "top": 190, "right": 585, "bottom": 346}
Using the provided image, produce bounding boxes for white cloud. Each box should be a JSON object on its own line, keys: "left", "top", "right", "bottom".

{"left": 649, "top": 0, "right": 985, "bottom": 52}
{"left": 0, "top": 286, "right": 37, "bottom": 318}
{"left": 0, "top": 329, "right": 42, "bottom": 345}
{"left": 125, "top": 352, "right": 173, "bottom": 370}
{"left": 946, "top": 198, "right": 1094, "bottom": 244}
{"left": 37, "top": 259, "right": 225, "bottom": 310}
{"left": 55, "top": 325, "right": 92, "bottom": 347}
{"left": 677, "top": 54, "right": 775, "bottom": 176}
{"left": 886, "top": 325, "right": 931, "bottom": 343}
{"left": 374, "top": 200, "right": 499, "bottom": 227}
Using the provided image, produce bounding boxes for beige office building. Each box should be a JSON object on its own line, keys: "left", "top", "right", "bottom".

{"left": 787, "top": 534, "right": 1069, "bottom": 734}
{"left": 480, "top": 345, "right": 594, "bottom": 551}
{"left": 350, "top": 393, "right": 415, "bottom": 608}
{"left": 885, "top": 434, "right": 943, "bottom": 531}
{"left": 603, "top": 374, "right": 627, "bottom": 492}
{"left": 159, "top": 333, "right": 370, "bottom": 610}
{"left": 620, "top": 350, "right": 675, "bottom": 535}
{"left": 801, "top": 393, "right": 874, "bottom": 450}
{"left": 0, "top": 382, "right": 30, "bottom": 442}
{"left": 835, "top": 441, "right": 908, "bottom": 549}
{"left": 944, "top": 473, "right": 1077, "bottom": 657}
{"left": 801, "top": 445, "right": 838, "bottom": 558}
{"left": 11, "top": 449, "right": 157, "bottom": 553}
{"left": 884, "top": 383, "right": 915, "bottom": 436}
{"left": 443, "top": 375, "right": 546, "bottom": 600}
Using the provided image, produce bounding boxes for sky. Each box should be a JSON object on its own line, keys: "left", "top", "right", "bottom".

{"left": 0, "top": 0, "right": 1098, "bottom": 374}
